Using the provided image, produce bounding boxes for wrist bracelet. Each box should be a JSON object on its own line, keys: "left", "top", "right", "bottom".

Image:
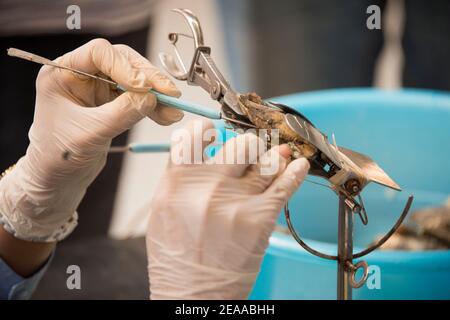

{"left": 0, "top": 164, "right": 16, "bottom": 180}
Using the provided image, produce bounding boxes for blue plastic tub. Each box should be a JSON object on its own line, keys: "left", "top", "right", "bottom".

{"left": 217, "top": 88, "right": 450, "bottom": 299}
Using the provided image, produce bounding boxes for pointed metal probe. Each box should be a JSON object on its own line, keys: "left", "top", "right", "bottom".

{"left": 6, "top": 48, "right": 256, "bottom": 128}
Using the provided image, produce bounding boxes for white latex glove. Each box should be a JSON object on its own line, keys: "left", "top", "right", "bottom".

{"left": 0, "top": 39, "right": 184, "bottom": 242}
{"left": 147, "top": 120, "right": 310, "bottom": 299}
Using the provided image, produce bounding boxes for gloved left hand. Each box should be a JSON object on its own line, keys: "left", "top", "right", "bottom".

{"left": 146, "top": 120, "right": 310, "bottom": 299}
{"left": 0, "top": 39, "right": 184, "bottom": 242}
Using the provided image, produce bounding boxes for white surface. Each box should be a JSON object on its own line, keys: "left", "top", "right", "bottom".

{"left": 373, "top": 0, "right": 405, "bottom": 89}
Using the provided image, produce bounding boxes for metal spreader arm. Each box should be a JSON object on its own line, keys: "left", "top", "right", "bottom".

{"left": 160, "top": 8, "right": 246, "bottom": 116}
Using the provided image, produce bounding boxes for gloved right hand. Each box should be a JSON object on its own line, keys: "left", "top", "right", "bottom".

{"left": 146, "top": 120, "right": 310, "bottom": 299}
{"left": 0, "top": 39, "right": 183, "bottom": 243}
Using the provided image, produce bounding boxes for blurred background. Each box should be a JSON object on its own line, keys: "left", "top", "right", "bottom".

{"left": 0, "top": 0, "right": 449, "bottom": 299}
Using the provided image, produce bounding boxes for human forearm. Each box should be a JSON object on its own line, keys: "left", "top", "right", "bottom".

{"left": 0, "top": 224, "right": 54, "bottom": 278}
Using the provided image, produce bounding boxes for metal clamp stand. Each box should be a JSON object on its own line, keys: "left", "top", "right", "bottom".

{"left": 156, "top": 6, "right": 414, "bottom": 300}
{"left": 337, "top": 195, "right": 371, "bottom": 299}
{"left": 284, "top": 194, "right": 413, "bottom": 300}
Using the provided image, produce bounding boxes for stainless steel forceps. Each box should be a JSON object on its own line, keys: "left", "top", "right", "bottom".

{"left": 159, "top": 8, "right": 257, "bottom": 127}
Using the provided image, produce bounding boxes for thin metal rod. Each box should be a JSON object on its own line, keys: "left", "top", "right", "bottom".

{"left": 303, "top": 179, "right": 332, "bottom": 190}
{"left": 108, "top": 143, "right": 171, "bottom": 154}
{"left": 7, "top": 48, "right": 118, "bottom": 86}
{"left": 221, "top": 115, "right": 256, "bottom": 128}
{"left": 284, "top": 203, "right": 338, "bottom": 261}
{"left": 108, "top": 146, "right": 130, "bottom": 153}
{"left": 337, "top": 194, "right": 353, "bottom": 300}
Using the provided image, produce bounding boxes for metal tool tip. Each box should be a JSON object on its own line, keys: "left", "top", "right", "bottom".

{"left": 108, "top": 146, "right": 130, "bottom": 153}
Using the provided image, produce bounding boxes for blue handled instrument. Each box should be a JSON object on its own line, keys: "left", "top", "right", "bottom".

{"left": 108, "top": 142, "right": 171, "bottom": 153}
{"left": 6, "top": 47, "right": 254, "bottom": 128}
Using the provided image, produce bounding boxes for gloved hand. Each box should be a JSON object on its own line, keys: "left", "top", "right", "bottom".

{"left": 146, "top": 120, "right": 310, "bottom": 299}
{"left": 0, "top": 39, "right": 184, "bottom": 242}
